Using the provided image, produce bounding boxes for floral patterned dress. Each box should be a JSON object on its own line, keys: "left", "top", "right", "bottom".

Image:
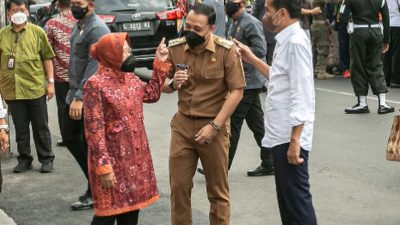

{"left": 83, "top": 59, "right": 170, "bottom": 216}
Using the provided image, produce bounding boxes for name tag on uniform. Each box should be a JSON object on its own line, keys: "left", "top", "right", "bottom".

{"left": 7, "top": 56, "right": 15, "bottom": 70}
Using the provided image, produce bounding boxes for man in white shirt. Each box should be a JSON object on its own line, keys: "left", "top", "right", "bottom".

{"left": 384, "top": 0, "right": 400, "bottom": 87}
{"left": 233, "top": 0, "right": 317, "bottom": 223}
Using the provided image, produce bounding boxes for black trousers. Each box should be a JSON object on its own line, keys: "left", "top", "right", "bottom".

{"left": 6, "top": 95, "right": 54, "bottom": 164}
{"left": 272, "top": 143, "right": 317, "bottom": 225}
{"left": 350, "top": 28, "right": 387, "bottom": 96}
{"left": 61, "top": 104, "right": 90, "bottom": 194}
{"left": 91, "top": 210, "right": 140, "bottom": 225}
{"left": 338, "top": 23, "right": 350, "bottom": 72}
{"left": 384, "top": 27, "right": 400, "bottom": 86}
{"left": 54, "top": 81, "right": 69, "bottom": 134}
{"left": 228, "top": 89, "right": 273, "bottom": 170}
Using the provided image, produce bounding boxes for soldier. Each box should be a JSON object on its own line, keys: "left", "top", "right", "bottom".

{"left": 310, "top": 0, "right": 335, "bottom": 79}
{"left": 163, "top": 3, "right": 245, "bottom": 225}
{"left": 341, "top": 0, "right": 394, "bottom": 114}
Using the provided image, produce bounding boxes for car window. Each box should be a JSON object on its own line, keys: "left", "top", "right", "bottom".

{"left": 95, "top": 0, "right": 174, "bottom": 14}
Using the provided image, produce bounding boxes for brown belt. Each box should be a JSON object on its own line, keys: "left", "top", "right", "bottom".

{"left": 179, "top": 112, "right": 215, "bottom": 120}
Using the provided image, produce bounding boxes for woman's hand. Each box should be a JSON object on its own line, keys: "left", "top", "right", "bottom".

{"left": 155, "top": 37, "right": 169, "bottom": 62}
{"left": 100, "top": 172, "right": 117, "bottom": 189}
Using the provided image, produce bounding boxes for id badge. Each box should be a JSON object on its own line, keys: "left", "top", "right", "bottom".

{"left": 7, "top": 56, "right": 15, "bottom": 70}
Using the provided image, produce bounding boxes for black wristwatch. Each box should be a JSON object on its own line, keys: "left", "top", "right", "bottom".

{"left": 168, "top": 79, "right": 176, "bottom": 90}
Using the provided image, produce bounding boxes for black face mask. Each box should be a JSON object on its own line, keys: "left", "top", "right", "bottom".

{"left": 225, "top": 1, "right": 241, "bottom": 17}
{"left": 121, "top": 54, "right": 136, "bottom": 72}
{"left": 71, "top": 5, "right": 89, "bottom": 20}
{"left": 184, "top": 30, "right": 206, "bottom": 49}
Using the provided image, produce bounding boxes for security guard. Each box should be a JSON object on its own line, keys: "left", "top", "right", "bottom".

{"left": 341, "top": 0, "right": 394, "bottom": 114}
{"left": 163, "top": 3, "right": 245, "bottom": 225}
{"left": 311, "top": 0, "right": 336, "bottom": 79}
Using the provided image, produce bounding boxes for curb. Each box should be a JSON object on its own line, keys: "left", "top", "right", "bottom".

{"left": 0, "top": 209, "right": 17, "bottom": 225}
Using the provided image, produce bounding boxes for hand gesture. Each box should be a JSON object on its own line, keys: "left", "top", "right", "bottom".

{"left": 382, "top": 43, "right": 389, "bottom": 54}
{"left": 287, "top": 140, "right": 304, "bottom": 165}
{"left": 100, "top": 172, "right": 117, "bottom": 189}
{"left": 69, "top": 98, "right": 83, "bottom": 120}
{"left": 46, "top": 83, "right": 55, "bottom": 101}
{"left": 195, "top": 124, "right": 219, "bottom": 145}
{"left": 155, "top": 37, "right": 169, "bottom": 62}
{"left": 172, "top": 70, "right": 189, "bottom": 90}
{"left": 312, "top": 7, "right": 321, "bottom": 14}
{"left": 232, "top": 39, "right": 256, "bottom": 64}
{"left": 0, "top": 130, "right": 9, "bottom": 154}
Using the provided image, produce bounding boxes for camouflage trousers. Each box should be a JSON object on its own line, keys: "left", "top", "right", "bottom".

{"left": 311, "top": 21, "right": 330, "bottom": 75}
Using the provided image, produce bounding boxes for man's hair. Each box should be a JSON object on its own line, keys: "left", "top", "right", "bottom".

{"left": 271, "top": 0, "right": 301, "bottom": 19}
{"left": 6, "top": 0, "right": 28, "bottom": 10}
{"left": 58, "top": 0, "right": 71, "bottom": 8}
{"left": 191, "top": 3, "right": 216, "bottom": 25}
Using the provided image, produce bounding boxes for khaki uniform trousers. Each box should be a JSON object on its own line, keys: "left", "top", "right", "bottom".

{"left": 169, "top": 112, "right": 230, "bottom": 225}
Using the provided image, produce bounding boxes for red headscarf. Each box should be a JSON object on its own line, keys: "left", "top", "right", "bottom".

{"left": 90, "top": 32, "right": 130, "bottom": 70}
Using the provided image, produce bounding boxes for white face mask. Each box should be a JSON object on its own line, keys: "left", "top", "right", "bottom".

{"left": 11, "top": 12, "right": 28, "bottom": 25}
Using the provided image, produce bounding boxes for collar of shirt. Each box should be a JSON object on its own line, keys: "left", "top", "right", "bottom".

{"left": 274, "top": 21, "right": 301, "bottom": 45}
{"left": 184, "top": 34, "right": 216, "bottom": 53}
{"left": 78, "top": 13, "right": 96, "bottom": 30}
{"left": 233, "top": 10, "right": 246, "bottom": 23}
{"left": 9, "top": 22, "right": 28, "bottom": 33}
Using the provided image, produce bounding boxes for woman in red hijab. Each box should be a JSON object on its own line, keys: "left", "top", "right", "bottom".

{"left": 83, "top": 33, "right": 170, "bottom": 225}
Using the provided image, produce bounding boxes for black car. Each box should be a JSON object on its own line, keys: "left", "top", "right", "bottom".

{"left": 95, "top": 0, "right": 182, "bottom": 69}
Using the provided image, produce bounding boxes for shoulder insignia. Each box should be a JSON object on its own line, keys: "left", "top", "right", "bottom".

{"left": 215, "top": 37, "right": 234, "bottom": 50}
{"left": 168, "top": 37, "right": 186, "bottom": 47}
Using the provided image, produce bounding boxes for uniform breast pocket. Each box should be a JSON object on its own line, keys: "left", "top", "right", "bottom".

{"left": 73, "top": 37, "right": 89, "bottom": 59}
{"left": 203, "top": 62, "right": 224, "bottom": 79}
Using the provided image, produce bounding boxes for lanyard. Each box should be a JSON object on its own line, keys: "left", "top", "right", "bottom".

{"left": 11, "top": 30, "right": 25, "bottom": 55}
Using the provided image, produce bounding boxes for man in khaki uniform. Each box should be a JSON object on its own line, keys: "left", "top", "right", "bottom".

{"left": 163, "top": 4, "right": 245, "bottom": 225}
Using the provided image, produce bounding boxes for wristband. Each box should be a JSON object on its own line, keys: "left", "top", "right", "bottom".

{"left": 209, "top": 121, "right": 221, "bottom": 132}
{"left": 168, "top": 79, "right": 176, "bottom": 90}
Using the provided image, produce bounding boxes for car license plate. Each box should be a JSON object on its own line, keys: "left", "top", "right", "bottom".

{"left": 122, "top": 21, "right": 151, "bottom": 31}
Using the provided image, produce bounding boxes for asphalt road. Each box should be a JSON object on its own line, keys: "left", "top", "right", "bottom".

{"left": 0, "top": 72, "right": 400, "bottom": 225}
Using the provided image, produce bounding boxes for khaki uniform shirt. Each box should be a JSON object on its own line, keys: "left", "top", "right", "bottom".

{"left": 0, "top": 23, "right": 55, "bottom": 100}
{"left": 167, "top": 34, "right": 245, "bottom": 118}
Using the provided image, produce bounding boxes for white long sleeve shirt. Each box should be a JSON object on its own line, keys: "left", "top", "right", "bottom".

{"left": 262, "top": 22, "right": 315, "bottom": 151}
{"left": 0, "top": 94, "right": 6, "bottom": 119}
{"left": 388, "top": 0, "right": 400, "bottom": 27}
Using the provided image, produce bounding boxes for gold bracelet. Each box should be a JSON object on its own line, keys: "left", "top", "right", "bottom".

{"left": 209, "top": 121, "right": 221, "bottom": 132}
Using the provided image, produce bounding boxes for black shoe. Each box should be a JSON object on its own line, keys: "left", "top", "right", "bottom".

{"left": 71, "top": 192, "right": 93, "bottom": 210}
{"left": 13, "top": 162, "right": 33, "bottom": 173}
{"left": 56, "top": 139, "right": 66, "bottom": 147}
{"left": 390, "top": 83, "right": 400, "bottom": 88}
{"left": 197, "top": 168, "right": 204, "bottom": 175}
{"left": 378, "top": 105, "right": 395, "bottom": 114}
{"left": 247, "top": 166, "right": 274, "bottom": 177}
{"left": 344, "top": 104, "right": 370, "bottom": 114}
{"left": 40, "top": 162, "right": 53, "bottom": 173}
